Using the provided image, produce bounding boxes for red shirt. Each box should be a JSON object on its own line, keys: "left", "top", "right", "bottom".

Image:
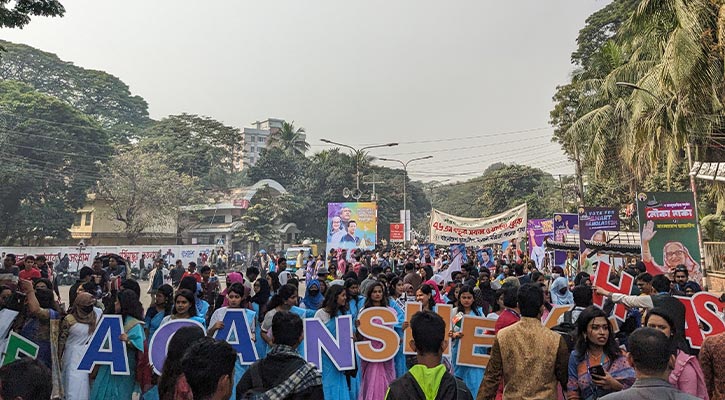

{"left": 182, "top": 271, "right": 202, "bottom": 283}
{"left": 19, "top": 267, "right": 41, "bottom": 281}
{"left": 494, "top": 308, "right": 521, "bottom": 333}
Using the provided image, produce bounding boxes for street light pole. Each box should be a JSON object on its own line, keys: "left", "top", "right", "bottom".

{"left": 379, "top": 155, "right": 433, "bottom": 246}
{"left": 320, "top": 139, "right": 398, "bottom": 196}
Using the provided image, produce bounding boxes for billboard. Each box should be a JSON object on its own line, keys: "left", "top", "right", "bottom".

{"left": 527, "top": 218, "right": 553, "bottom": 269}
{"left": 429, "top": 204, "right": 527, "bottom": 246}
{"left": 636, "top": 192, "right": 702, "bottom": 284}
{"left": 327, "top": 202, "right": 377, "bottom": 252}
{"left": 553, "top": 213, "right": 579, "bottom": 266}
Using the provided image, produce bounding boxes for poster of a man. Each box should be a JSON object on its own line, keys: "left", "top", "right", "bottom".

{"left": 419, "top": 244, "right": 435, "bottom": 266}
{"left": 339, "top": 206, "right": 353, "bottom": 231}
{"left": 339, "top": 220, "right": 361, "bottom": 248}
{"left": 476, "top": 248, "right": 494, "bottom": 269}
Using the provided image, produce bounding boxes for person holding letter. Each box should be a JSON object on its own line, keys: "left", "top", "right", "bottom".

{"left": 385, "top": 311, "right": 473, "bottom": 400}
{"left": 207, "top": 282, "right": 257, "bottom": 400}
{"left": 90, "top": 289, "right": 146, "bottom": 400}
{"left": 314, "top": 285, "right": 351, "bottom": 400}
{"left": 358, "top": 282, "right": 399, "bottom": 400}
{"left": 450, "top": 285, "right": 486, "bottom": 398}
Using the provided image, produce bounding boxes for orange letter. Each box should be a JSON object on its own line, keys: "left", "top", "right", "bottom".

{"left": 455, "top": 315, "right": 495, "bottom": 368}
{"left": 403, "top": 302, "right": 452, "bottom": 356}
{"left": 355, "top": 307, "right": 399, "bottom": 362}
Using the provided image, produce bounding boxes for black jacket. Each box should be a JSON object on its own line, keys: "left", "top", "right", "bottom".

{"left": 386, "top": 370, "right": 473, "bottom": 400}
{"left": 236, "top": 349, "right": 323, "bottom": 400}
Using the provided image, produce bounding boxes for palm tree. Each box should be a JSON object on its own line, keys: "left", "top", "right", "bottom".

{"left": 267, "top": 121, "right": 310, "bottom": 156}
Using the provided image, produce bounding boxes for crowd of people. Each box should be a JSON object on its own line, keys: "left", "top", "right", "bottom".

{"left": 1, "top": 244, "right": 725, "bottom": 400}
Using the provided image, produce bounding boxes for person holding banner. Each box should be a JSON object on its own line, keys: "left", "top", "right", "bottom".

{"left": 90, "top": 289, "right": 146, "bottom": 400}
{"left": 59, "top": 292, "right": 102, "bottom": 400}
{"left": 358, "top": 282, "right": 398, "bottom": 400}
{"left": 314, "top": 285, "right": 351, "bottom": 400}
{"left": 449, "top": 285, "right": 485, "bottom": 398}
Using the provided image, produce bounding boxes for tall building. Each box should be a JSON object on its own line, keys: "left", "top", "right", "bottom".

{"left": 235, "top": 118, "right": 285, "bottom": 170}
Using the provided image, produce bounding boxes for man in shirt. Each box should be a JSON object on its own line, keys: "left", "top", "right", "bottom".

{"left": 181, "top": 261, "right": 202, "bottom": 283}
{"left": 18, "top": 256, "right": 40, "bottom": 281}
{"left": 278, "top": 258, "right": 295, "bottom": 286}
{"left": 699, "top": 331, "right": 725, "bottom": 400}
{"left": 403, "top": 262, "right": 422, "bottom": 291}
{"left": 478, "top": 283, "right": 569, "bottom": 400}
{"left": 600, "top": 328, "right": 699, "bottom": 399}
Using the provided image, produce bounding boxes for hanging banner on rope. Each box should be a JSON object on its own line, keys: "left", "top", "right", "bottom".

{"left": 429, "top": 204, "right": 527, "bottom": 246}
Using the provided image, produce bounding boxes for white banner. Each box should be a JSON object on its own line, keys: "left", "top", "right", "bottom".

{"left": 429, "top": 204, "right": 527, "bottom": 246}
{"left": 0, "top": 245, "right": 219, "bottom": 271}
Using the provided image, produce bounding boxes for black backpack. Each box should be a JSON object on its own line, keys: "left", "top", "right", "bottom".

{"left": 551, "top": 310, "right": 577, "bottom": 352}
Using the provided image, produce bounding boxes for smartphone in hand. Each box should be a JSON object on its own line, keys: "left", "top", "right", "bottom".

{"left": 589, "top": 365, "right": 605, "bottom": 378}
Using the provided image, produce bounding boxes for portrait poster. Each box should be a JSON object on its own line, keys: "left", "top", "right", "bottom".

{"left": 636, "top": 192, "right": 702, "bottom": 284}
{"left": 326, "top": 202, "right": 377, "bottom": 252}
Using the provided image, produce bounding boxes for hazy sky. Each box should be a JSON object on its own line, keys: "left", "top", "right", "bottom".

{"left": 2, "top": 0, "right": 609, "bottom": 181}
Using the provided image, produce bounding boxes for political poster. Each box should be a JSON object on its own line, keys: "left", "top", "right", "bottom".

{"left": 476, "top": 248, "right": 494, "bottom": 269}
{"left": 527, "top": 218, "right": 553, "bottom": 269}
{"left": 419, "top": 244, "right": 435, "bottom": 266}
{"left": 636, "top": 192, "right": 702, "bottom": 284}
{"left": 326, "top": 202, "right": 377, "bottom": 252}
{"left": 0, "top": 245, "right": 217, "bottom": 271}
{"left": 553, "top": 213, "right": 579, "bottom": 267}
{"left": 429, "top": 204, "right": 527, "bottom": 246}
{"left": 578, "top": 207, "right": 620, "bottom": 274}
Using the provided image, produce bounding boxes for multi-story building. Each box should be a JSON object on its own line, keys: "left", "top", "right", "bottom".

{"left": 235, "top": 118, "right": 285, "bottom": 170}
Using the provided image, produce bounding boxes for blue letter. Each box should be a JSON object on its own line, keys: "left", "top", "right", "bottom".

{"left": 77, "top": 315, "right": 129, "bottom": 375}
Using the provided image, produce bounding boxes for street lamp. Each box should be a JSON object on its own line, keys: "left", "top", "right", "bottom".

{"left": 320, "top": 139, "right": 398, "bottom": 200}
{"left": 378, "top": 155, "right": 433, "bottom": 244}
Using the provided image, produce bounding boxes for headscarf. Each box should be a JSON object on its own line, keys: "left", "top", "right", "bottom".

{"left": 423, "top": 279, "right": 444, "bottom": 304}
{"left": 72, "top": 292, "right": 97, "bottom": 334}
{"left": 251, "top": 278, "right": 271, "bottom": 322}
{"left": 683, "top": 281, "right": 702, "bottom": 294}
{"left": 302, "top": 280, "right": 325, "bottom": 310}
{"left": 549, "top": 276, "right": 573, "bottom": 305}
{"left": 222, "top": 272, "right": 245, "bottom": 307}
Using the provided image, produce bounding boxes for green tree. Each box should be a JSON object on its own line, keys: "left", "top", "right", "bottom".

{"left": 96, "top": 148, "right": 199, "bottom": 244}
{"left": 266, "top": 121, "right": 309, "bottom": 156}
{"left": 139, "top": 113, "right": 243, "bottom": 190}
{"left": 236, "top": 188, "right": 297, "bottom": 248}
{"left": 0, "top": 40, "right": 150, "bottom": 143}
{"left": 0, "top": 0, "right": 64, "bottom": 29}
{"left": 247, "top": 147, "right": 310, "bottom": 190}
{"left": 0, "top": 80, "right": 110, "bottom": 244}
